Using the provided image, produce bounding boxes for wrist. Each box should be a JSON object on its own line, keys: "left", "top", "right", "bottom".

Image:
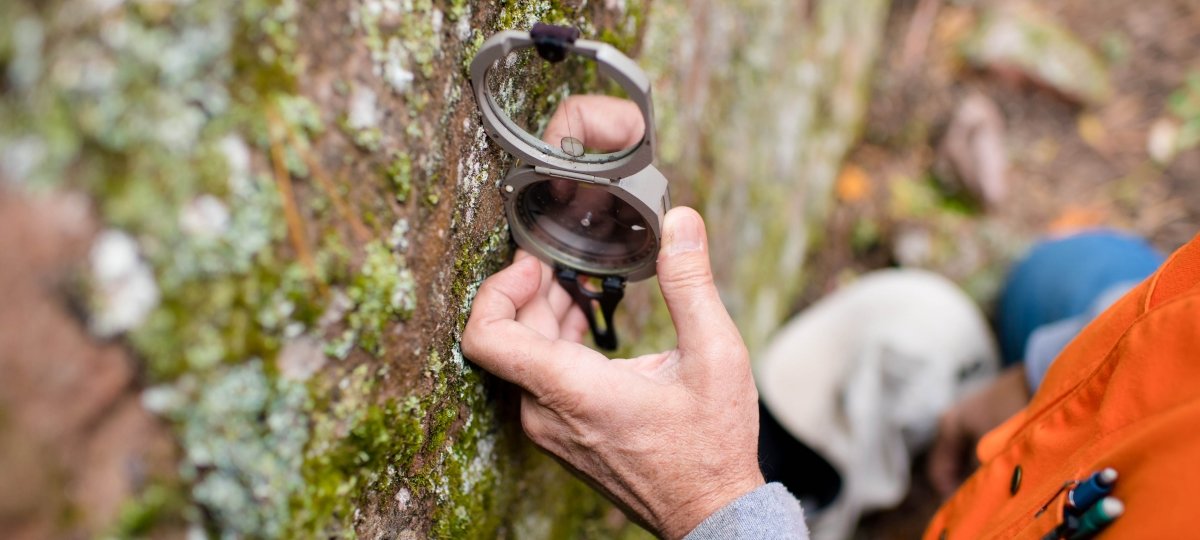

{"left": 659, "top": 471, "right": 766, "bottom": 539}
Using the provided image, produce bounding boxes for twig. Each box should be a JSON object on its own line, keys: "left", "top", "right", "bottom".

{"left": 266, "top": 106, "right": 319, "bottom": 280}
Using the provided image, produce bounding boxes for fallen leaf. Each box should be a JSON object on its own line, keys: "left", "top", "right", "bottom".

{"left": 836, "top": 164, "right": 872, "bottom": 203}
{"left": 1048, "top": 205, "right": 1109, "bottom": 234}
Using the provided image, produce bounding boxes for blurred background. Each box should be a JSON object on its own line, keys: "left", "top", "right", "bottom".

{"left": 0, "top": 0, "right": 1196, "bottom": 538}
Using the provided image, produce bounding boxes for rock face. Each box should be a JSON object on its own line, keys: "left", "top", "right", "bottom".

{"left": 641, "top": 0, "right": 890, "bottom": 353}
{"left": 0, "top": 0, "right": 887, "bottom": 537}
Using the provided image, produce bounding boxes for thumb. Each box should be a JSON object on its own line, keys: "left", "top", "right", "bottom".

{"left": 656, "top": 207, "right": 742, "bottom": 358}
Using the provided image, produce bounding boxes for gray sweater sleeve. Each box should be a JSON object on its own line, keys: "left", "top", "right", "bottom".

{"left": 683, "top": 483, "right": 809, "bottom": 540}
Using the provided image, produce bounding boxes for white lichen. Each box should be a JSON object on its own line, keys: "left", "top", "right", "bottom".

{"left": 324, "top": 329, "right": 357, "bottom": 360}
{"left": 450, "top": 343, "right": 466, "bottom": 369}
{"left": 163, "top": 360, "right": 311, "bottom": 538}
{"left": 455, "top": 126, "right": 492, "bottom": 226}
{"left": 277, "top": 336, "right": 328, "bottom": 381}
{"left": 89, "top": 229, "right": 161, "bottom": 336}
{"left": 382, "top": 37, "right": 416, "bottom": 93}
{"left": 163, "top": 147, "right": 277, "bottom": 282}
{"left": 180, "top": 194, "right": 231, "bottom": 239}
{"left": 346, "top": 82, "right": 380, "bottom": 131}
{"left": 345, "top": 82, "right": 384, "bottom": 150}
{"left": 0, "top": 135, "right": 46, "bottom": 185}
{"left": 395, "top": 487, "right": 412, "bottom": 511}
{"left": 389, "top": 218, "right": 411, "bottom": 252}
{"left": 50, "top": 40, "right": 116, "bottom": 94}
{"left": 455, "top": 7, "right": 472, "bottom": 41}
{"left": 500, "top": 0, "right": 554, "bottom": 30}
{"left": 460, "top": 431, "right": 496, "bottom": 493}
{"left": 220, "top": 135, "right": 252, "bottom": 191}
{"left": 141, "top": 384, "right": 187, "bottom": 415}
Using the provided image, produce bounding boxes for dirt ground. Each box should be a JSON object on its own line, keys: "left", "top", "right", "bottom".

{"left": 822, "top": 0, "right": 1200, "bottom": 537}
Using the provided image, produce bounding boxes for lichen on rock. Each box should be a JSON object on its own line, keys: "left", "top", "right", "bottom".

{"left": 147, "top": 360, "right": 311, "bottom": 538}
{"left": 1, "top": 0, "right": 887, "bottom": 536}
{"left": 345, "top": 240, "right": 417, "bottom": 356}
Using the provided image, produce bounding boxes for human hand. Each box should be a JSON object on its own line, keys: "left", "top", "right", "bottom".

{"left": 462, "top": 96, "right": 763, "bottom": 539}
{"left": 927, "top": 364, "right": 1031, "bottom": 496}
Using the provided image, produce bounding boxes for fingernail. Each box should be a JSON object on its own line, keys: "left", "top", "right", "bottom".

{"left": 507, "top": 253, "right": 536, "bottom": 275}
{"left": 517, "top": 253, "right": 541, "bottom": 271}
{"left": 662, "top": 209, "right": 704, "bottom": 256}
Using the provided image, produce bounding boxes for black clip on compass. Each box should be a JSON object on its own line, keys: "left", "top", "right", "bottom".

{"left": 469, "top": 24, "right": 670, "bottom": 350}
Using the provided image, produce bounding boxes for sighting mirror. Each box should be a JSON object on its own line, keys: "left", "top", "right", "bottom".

{"left": 483, "top": 44, "right": 646, "bottom": 161}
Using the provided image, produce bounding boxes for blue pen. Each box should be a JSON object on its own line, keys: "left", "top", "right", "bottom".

{"left": 1066, "top": 468, "right": 1118, "bottom": 515}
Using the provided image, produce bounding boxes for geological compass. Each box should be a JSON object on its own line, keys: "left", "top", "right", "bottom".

{"left": 470, "top": 23, "right": 670, "bottom": 350}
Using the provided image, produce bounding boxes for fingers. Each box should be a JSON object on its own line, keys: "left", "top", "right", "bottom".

{"left": 513, "top": 253, "right": 561, "bottom": 339}
{"left": 559, "top": 306, "right": 588, "bottom": 344}
{"left": 655, "top": 207, "right": 745, "bottom": 360}
{"left": 515, "top": 249, "right": 577, "bottom": 327}
{"left": 463, "top": 256, "right": 599, "bottom": 395}
{"left": 548, "top": 281, "right": 574, "bottom": 320}
{"left": 467, "top": 254, "right": 542, "bottom": 327}
{"left": 542, "top": 95, "right": 646, "bottom": 152}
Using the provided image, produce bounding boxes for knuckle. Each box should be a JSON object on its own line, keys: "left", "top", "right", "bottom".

{"left": 520, "top": 408, "right": 546, "bottom": 444}
{"left": 460, "top": 337, "right": 477, "bottom": 361}
{"left": 460, "top": 327, "right": 481, "bottom": 360}
{"left": 663, "top": 261, "right": 713, "bottom": 291}
{"left": 460, "top": 319, "right": 492, "bottom": 361}
{"left": 537, "top": 376, "right": 589, "bottom": 417}
{"left": 538, "top": 382, "right": 580, "bottom": 415}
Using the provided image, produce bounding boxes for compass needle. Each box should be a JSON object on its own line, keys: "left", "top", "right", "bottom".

{"left": 561, "top": 100, "right": 585, "bottom": 157}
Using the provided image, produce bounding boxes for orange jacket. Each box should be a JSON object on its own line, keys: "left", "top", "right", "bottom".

{"left": 925, "top": 234, "right": 1200, "bottom": 539}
